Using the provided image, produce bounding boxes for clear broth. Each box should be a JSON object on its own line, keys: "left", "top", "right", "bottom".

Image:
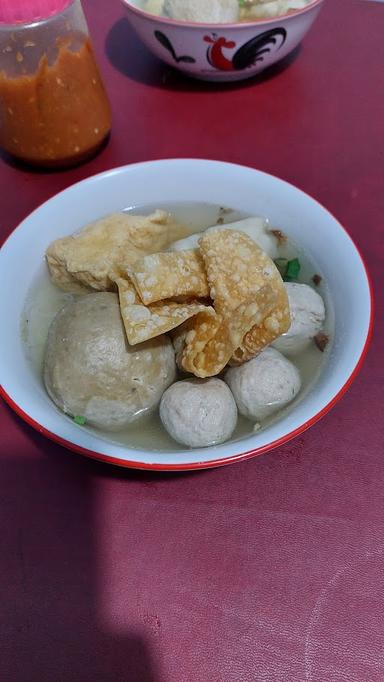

{"left": 22, "top": 202, "right": 333, "bottom": 452}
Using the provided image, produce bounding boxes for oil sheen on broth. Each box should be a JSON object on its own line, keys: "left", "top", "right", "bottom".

{"left": 22, "top": 202, "right": 332, "bottom": 452}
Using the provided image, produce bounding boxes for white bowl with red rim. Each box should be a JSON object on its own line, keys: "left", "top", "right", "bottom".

{"left": 0, "top": 159, "right": 372, "bottom": 470}
{"left": 121, "top": 0, "right": 324, "bottom": 81}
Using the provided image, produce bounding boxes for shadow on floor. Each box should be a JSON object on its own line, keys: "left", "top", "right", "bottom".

{"left": 0, "top": 411, "right": 163, "bottom": 681}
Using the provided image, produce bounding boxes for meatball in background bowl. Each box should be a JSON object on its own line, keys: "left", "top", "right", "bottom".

{"left": 121, "top": 0, "right": 324, "bottom": 82}
{"left": 0, "top": 159, "right": 372, "bottom": 470}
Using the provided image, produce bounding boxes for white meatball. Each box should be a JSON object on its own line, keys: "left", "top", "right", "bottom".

{"left": 170, "top": 216, "right": 278, "bottom": 258}
{"left": 225, "top": 347, "right": 301, "bottom": 421}
{"left": 272, "top": 282, "right": 325, "bottom": 355}
{"left": 206, "top": 217, "right": 279, "bottom": 258}
{"left": 44, "top": 293, "right": 176, "bottom": 431}
{"left": 164, "top": 0, "right": 239, "bottom": 23}
{"left": 160, "top": 378, "right": 237, "bottom": 447}
{"left": 169, "top": 232, "right": 200, "bottom": 252}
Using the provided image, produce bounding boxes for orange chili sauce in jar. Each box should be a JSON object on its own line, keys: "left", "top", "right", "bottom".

{"left": 0, "top": 2, "right": 111, "bottom": 168}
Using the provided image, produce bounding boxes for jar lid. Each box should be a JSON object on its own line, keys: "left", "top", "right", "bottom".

{"left": 0, "top": 0, "right": 73, "bottom": 24}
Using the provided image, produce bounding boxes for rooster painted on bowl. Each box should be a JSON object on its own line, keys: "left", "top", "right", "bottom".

{"left": 121, "top": 0, "right": 324, "bottom": 82}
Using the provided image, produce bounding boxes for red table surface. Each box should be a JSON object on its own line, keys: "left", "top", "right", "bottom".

{"left": 1, "top": 1, "right": 384, "bottom": 680}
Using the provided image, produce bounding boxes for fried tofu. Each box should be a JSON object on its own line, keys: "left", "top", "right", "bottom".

{"left": 46, "top": 210, "right": 186, "bottom": 293}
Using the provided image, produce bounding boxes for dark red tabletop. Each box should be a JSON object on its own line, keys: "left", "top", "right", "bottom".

{"left": 1, "top": 1, "right": 384, "bottom": 680}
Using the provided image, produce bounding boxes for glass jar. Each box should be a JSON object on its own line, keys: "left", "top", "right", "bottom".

{"left": 0, "top": 0, "right": 112, "bottom": 168}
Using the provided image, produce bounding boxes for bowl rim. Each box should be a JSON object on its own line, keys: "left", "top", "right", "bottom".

{"left": 120, "top": 0, "right": 324, "bottom": 29}
{"left": 0, "top": 158, "right": 374, "bottom": 471}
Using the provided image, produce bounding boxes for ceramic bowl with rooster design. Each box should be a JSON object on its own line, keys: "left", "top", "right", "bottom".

{"left": 121, "top": 0, "right": 324, "bottom": 81}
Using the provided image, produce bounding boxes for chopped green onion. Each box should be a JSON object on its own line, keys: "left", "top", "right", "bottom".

{"left": 284, "top": 258, "right": 301, "bottom": 282}
{"left": 74, "top": 415, "right": 86, "bottom": 425}
{"left": 274, "top": 257, "right": 301, "bottom": 282}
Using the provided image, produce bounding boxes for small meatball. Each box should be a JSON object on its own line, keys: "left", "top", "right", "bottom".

{"left": 160, "top": 378, "right": 237, "bottom": 447}
{"left": 225, "top": 347, "right": 301, "bottom": 421}
{"left": 164, "top": 0, "right": 239, "bottom": 23}
{"left": 272, "top": 282, "right": 325, "bottom": 355}
{"left": 44, "top": 292, "right": 176, "bottom": 431}
{"left": 170, "top": 217, "right": 278, "bottom": 258}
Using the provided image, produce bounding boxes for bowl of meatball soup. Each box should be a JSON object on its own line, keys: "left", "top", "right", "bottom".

{"left": 0, "top": 159, "right": 372, "bottom": 470}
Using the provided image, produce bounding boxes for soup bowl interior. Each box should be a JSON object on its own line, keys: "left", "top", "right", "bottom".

{"left": 0, "top": 159, "right": 372, "bottom": 470}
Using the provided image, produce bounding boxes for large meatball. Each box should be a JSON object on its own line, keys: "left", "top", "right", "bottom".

{"left": 225, "top": 347, "right": 301, "bottom": 421}
{"left": 44, "top": 292, "right": 176, "bottom": 431}
{"left": 272, "top": 282, "right": 325, "bottom": 355}
{"left": 160, "top": 378, "right": 238, "bottom": 447}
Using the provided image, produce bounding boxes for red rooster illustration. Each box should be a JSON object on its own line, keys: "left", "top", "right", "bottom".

{"left": 203, "top": 28, "right": 287, "bottom": 71}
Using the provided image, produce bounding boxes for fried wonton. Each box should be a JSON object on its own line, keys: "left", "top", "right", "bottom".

{"left": 198, "top": 229, "right": 290, "bottom": 363}
{"left": 128, "top": 249, "right": 209, "bottom": 305}
{"left": 115, "top": 277, "right": 215, "bottom": 345}
{"left": 173, "top": 285, "right": 277, "bottom": 378}
{"left": 46, "top": 210, "right": 187, "bottom": 293}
